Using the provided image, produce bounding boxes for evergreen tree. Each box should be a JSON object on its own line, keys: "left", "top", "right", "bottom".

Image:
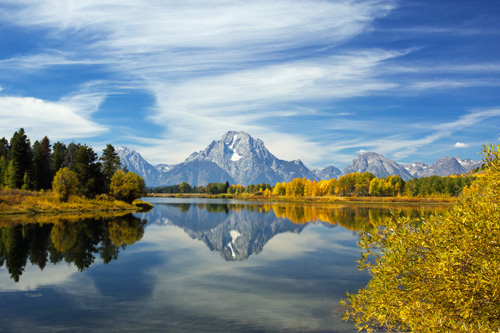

{"left": 0, "top": 137, "right": 9, "bottom": 159}
{"left": 32, "top": 137, "right": 53, "bottom": 190}
{"left": 73, "top": 145, "right": 104, "bottom": 197}
{"left": 8, "top": 128, "right": 33, "bottom": 188}
{"left": 63, "top": 142, "right": 81, "bottom": 169}
{"left": 0, "top": 156, "right": 7, "bottom": 187}
{"left": 99, "top": 144, "right": 121, "bottom": 190}
{"left": 51, "top": 141, "right": 67, "bottom": 173}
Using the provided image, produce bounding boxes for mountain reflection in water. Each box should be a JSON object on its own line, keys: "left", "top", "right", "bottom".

{"left": 0, "top": 214, "right": 146, "bottom": 282}
{"left": 142, "top": 201, "right": 448, "bottom": 261}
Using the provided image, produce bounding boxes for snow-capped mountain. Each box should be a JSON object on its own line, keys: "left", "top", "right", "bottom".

{"left": 116, "top": 146, "right": 161, "bottom": 186}
{"left": 418, "top": 156, "right": 480, "bottom": 177}
{"left": 185, "top": 131, "right": 319, "bottom": 185}
{"left": 117, "top": 132, "right": 483, "bottom": 187}
{"left": 313, "top": 166, "right": 343, "bottom": 180}
{"left": 402, "top": 161, "right": 428, "bottom": 177}
{"left": 342, "top": 152, "right": 414, "bottom": 181}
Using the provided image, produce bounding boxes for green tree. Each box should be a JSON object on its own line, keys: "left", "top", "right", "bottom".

{"left": 179, "top": 181, "right": 191, "bottom": 193}
{"left": 343, "top": 144, "right": 500, "bottom": 332}
{"left": 8, "top": 128, "right": 33, "bottom": 188}
{"left": 0, "top": 137, "right": 9, "bottom": 159}
{"left": 73, "top": 144, "right": 104, "bottom": 197}
{"left": 4, "top": 160, "right": 17, "bottom": 189}
{"left": 51, "top": 141, "right": 67, "bottom": 174}
{"left": 32, "top": 136, "right": 53, "bottom": 190}
{"left": 109, "top": 170, "right": 146, "bottom": 203}
{"left": 52, "top": 167, "right": 79, "bottom": 202}
{"left": 100, "top": 144, "right": 121, "bottom": 190}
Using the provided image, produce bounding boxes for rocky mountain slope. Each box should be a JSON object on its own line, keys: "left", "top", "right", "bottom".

{"left": 343, "top": 152, "right": 414, "bottom": 181}
{"left": 118, "top": 131, "right": 482, "bottom": 187}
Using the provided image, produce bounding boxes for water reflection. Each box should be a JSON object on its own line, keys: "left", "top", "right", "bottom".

{"left": 0, "top": 214, "right": 146, "bottom": 282}
{"left": 142, "top": 201, "right": 448, "bottom": 261}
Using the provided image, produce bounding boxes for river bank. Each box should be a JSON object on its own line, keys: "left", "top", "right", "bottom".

{"left": 147, "top": 192, "right": 455, "bottom": 205}
{"left": 0, "top": 189, "right": 153, "bottom": 216}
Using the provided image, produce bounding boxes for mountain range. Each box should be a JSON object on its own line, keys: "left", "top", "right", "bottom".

{"left": 117, "top": 131, "right": 483, "bottom": 187}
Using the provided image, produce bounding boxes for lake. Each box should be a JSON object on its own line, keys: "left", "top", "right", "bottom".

{"left": 0, "top": 198, "right": 449, "bottom": 332}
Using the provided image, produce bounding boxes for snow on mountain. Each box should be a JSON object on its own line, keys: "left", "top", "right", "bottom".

{"left": 313, "top": 166, "right": 343, "bottom": 180}
{"left": 401, "top": 161, "right": 428, "bottom": 177}
{"left": 419, "top": 156, "right": 468, "bottom": 177}
{"left": 342, "top": 152, "right": 413, "bottom": 181}
{"left": 116, "top": 146, "right": 161, "bottom": 186}
{"left": 186, "top": 131, "right": 319, "bottom": 185}
{"left": 117, "top": 133, "right": 483, "bottom": 187}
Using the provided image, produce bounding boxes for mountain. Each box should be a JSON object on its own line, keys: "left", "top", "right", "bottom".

{"left": 314, "top": 166, "right": 342, "bottom": 180}
{"left": 457, "top": 158, "right": 483, "bottom": 173}
{"left": 342, "top": 152, "right": 413, "bottom": 181}
{"left": 402, "top": 161, "right": 428, "bottom": 177}
{"left": 116, "top": 146, "right": 161, "bottom": 186}
{"left": 117, "top": 132, "right": 483, "bottom": 187}
{"left": 157, "top": 160, "right": 237, "bottom": 186}
{"left": 185, "top": 131, "right": 319, "bottom": 185}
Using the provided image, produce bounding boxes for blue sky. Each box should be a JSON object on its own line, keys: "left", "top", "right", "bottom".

{"left": 0, "top": 0, "right": 499, "bottom": 169}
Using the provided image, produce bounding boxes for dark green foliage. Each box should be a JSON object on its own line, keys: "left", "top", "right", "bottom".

{"left": 73, "top": 145, "right": 104, "bottom": 198}
{"left": 63, "top": 142, "right": 81, "bottom": 169}
{"left": 32, "top": 136, "right": 53, "bottom": 190}
{"left": 100, "top": 144, "right": 121, "bottom": 190}
{"left": 51, "top": 141, "right": 67, "bottom": 173}
{"left": 8, "top": 128, "right": 33, "bottom": 189}
{"left": 0, "top": 137, "right": 9, "bottom": 159}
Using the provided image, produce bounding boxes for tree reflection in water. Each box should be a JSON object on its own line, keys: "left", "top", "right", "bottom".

{"left": 0, "top": 214, "right": 146, "bottom": 282}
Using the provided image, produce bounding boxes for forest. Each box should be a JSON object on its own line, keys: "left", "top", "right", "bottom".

{"left": 149, "top": 172, "right": 476, "bottom": 199}
{"left": 0, "top": 128, "right": 146, "bottom": 206}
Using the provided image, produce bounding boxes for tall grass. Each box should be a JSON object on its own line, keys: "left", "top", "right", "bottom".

{"left": 0, "top": 188, "right": 150, "bottom": 215}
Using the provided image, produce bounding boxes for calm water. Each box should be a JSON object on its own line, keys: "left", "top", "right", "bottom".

{"left": 0, "top": 198, "right": 449, "bottom": 332}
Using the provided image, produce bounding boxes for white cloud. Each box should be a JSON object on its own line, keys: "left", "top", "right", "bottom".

{"left": 454, "top": 142, "right": 470, "bottom": 148}
{"left": 0, "top": 94, "right": 107, "bottom": 141}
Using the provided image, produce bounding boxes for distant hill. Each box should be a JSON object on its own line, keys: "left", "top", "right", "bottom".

{"left": 117, "top": 131, "right": 483, "bottom": 187}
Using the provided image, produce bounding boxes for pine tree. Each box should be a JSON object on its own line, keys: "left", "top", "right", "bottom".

{"left": 8, "top": 128, "right": 33, "bottom": 188}
{"left": 100, "top": 144, "right": 121, "bottom": 190}
{"left": 51, "top": 142, "right": 67, "bottom": 173}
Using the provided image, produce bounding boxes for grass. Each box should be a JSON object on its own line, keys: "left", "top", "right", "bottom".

{"left": 0, "top": 188, "right": 153, "bottom": 216}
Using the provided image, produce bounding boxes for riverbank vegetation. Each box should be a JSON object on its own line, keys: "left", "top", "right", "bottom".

{"left": 341, "top": 144, "right": 500, "bottom": 332}
{"left": 0, "top": 128, "right": 150, "bottom": 215}
{"left": 148, "top": 172, "right": 476, "bottom": 204}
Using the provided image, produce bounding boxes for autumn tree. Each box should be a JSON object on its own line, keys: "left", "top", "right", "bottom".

{"left": 109, "top": 170, "right": 146, "bottom": 203}
{"left": 52, "top": 168, "right": 79, "bottom": 202}
{"left": 343, "top": 144, "right": 500, "bottom": 332}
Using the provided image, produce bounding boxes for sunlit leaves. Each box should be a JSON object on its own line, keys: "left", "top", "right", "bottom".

{"left": 343, "top": 145, "right": 500, "bottom": 332}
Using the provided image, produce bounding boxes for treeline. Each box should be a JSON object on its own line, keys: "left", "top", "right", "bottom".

{"left": 0, "top": 128, "right": 145, "bottom": 202}
{"left": 148, "top": 181, "right": 272, "bottom": 195}
{"left": 150, "top": 172, "right": 475, "bottom": 198}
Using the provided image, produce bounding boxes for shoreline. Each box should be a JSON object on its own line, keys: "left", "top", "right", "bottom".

{"left": 147, "top": 193, "right": 455, "bottom": 206}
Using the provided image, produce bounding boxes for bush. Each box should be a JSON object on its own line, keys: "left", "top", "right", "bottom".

{"left": 52, "top": 168, "right": 78, "bottom": 202}
{"left": 109, "top": 170, "right": 146, "bottom": 203}
{"left": 343, "top": 144, "right": 500, "bottom": 332}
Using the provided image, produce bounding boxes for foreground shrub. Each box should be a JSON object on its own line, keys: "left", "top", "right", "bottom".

{"left": 343, "top": 144, "right": 500, "bottom": 332}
